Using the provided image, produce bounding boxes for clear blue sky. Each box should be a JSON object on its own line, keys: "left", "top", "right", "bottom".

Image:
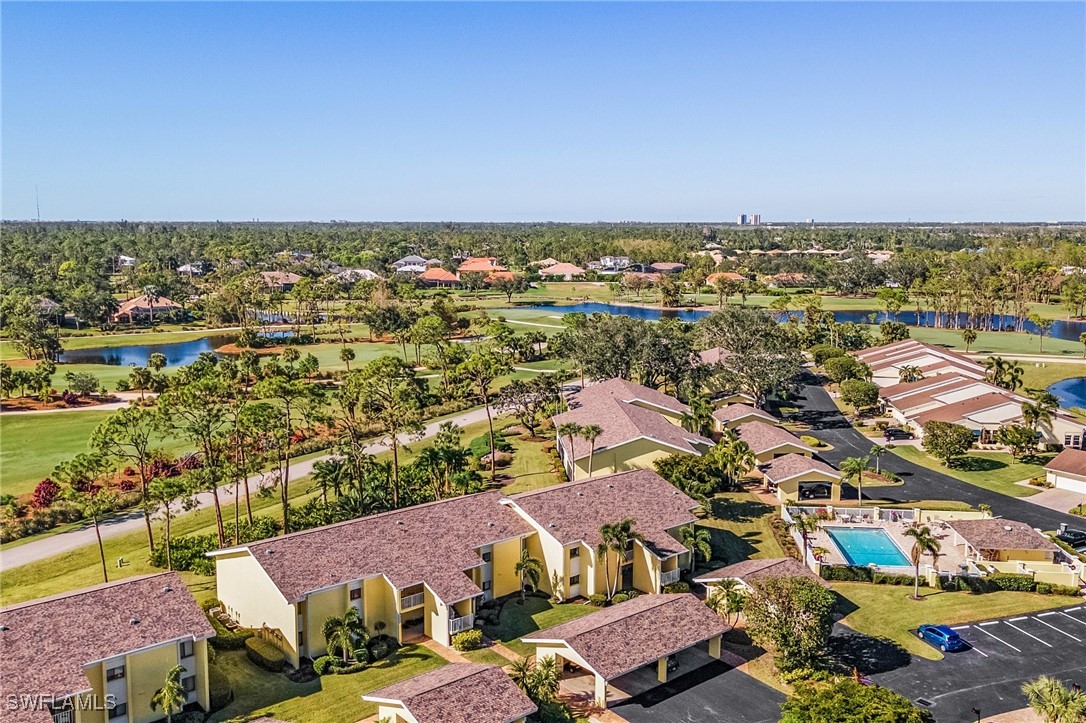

{"left": 3, "top": 2, "right": 1083, "bottom": 222}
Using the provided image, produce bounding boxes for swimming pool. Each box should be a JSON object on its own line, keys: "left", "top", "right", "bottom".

{"left": 825, "top": 527, "right": 911, "bottom": 567}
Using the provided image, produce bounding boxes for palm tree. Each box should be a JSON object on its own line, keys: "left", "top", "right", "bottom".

{"left": 514, "top": 547, "right": 544, "bottom": 603}
{"left": 322, "top": 607, "right": 367, "bottom": 664}
{"left": 579, "top": 424, "right": 602, "bottom": 479}
{"left": 789, "top": 513, "right": 821, "bottom": 565}
{"left": 597, "top": 518, "right": 644, "bottom": 600}
{"left": 839, "top": 455, "right": 870, "bottom": 503}
{"left": 339, "top": 346, "right": 356, "bottom": 371}
{"left": 897, "top": 365, "right": 924, "bottom": 384}
{"left": 706, "top": 578, "right": 745, "bottom": 625}
{"left": 679, "top": 525, "right": 712, "bottom": 574}
{"left": 150, "top": 665, "right": 187, "bottom": 723}
{"left": 1024, "top": 390, "right": 1058, "bottom": 432}
{"left": 142, "top": 285, "right": 161, "bottom": 325}
{"left": 681, "top": 395, "right": 714, "bottom": 437}
{"left": 148, "top": 352, "right": 167, "bottom": 374}
{"left": 556, "top": 422, "right": 582, "bottom": 481}
{"left": 903, "top": 526, "right": 941, "bottom": 600}
{"left": 869, "top": 444, "right": 888, "bottom": 474}
{"left": 961, "top": 328, "right": 977, "bottom": 353}
{"left": 1021, "top": 675, "right": 1086, "bottom": 723}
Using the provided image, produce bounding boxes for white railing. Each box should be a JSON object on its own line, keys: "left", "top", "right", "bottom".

{"left": 449, "top": 614, "right": 475, "bottom": 635}
{"left": 52, "top": 710, "right": 74, "bottom": 723}
{"left": 401, "top": 592, "right": 425, "bottom": 610}
{"left": 660, "top": 568, "right": 681, "bottom": 586}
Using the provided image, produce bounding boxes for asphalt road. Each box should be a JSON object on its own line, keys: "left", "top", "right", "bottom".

{"left": 614, "top": 660, "right": 786, "bottom": 723}
{"left": 788, "top": 373, "right": 1085, "bottom": 532}
{"left": 865, "top": 604, "right": 1086, "bottom": 721}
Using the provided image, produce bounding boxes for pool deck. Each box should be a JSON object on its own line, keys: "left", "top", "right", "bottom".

{"left": 809, "top": 518, "right": 969, "bottom": 572}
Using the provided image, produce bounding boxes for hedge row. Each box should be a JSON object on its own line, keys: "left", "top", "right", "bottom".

{"left": 937, "top": 572, "right": 1080, "bottom": 596}
{"left": 245, "top": 637, "right": 286, "bottom": 671}
{"left": 820, "top": 566, "right": 921, "bottom": 587}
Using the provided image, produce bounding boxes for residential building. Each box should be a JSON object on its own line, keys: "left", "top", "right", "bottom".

{"left": 522, "top": 594, "right": 727, "bottom": 709}
{"left": 392, "top": 255, "right": 429, "bottom": 269}
{"left": 538, "top": 262, "right": 586, "bottom": 281}
{"left": 417, "top": 267, "right": 459, "bottom": 287}
{"left": 456, "top": 257, "right": 507, "bottom": 274}
{"left": 502, "top": 469, "right": 700, "bottom": 599}
{"left": 259, "top": 271, "right": 302, "bottom": 291}
{"left": 649, "top": 262, "right": 686, "bottom": 274}
{"left": 759, "top": 454, "right": 841, "bottom": 502}
{"left": 711, "top": 403, "right": 775, "bottom": 433}
{"left": 210, "top": 492, "right": 533, "bottom": 666}
{"left": 706, "top": 272, "right": 747, "bottom": 285}
{"left": 333, "top": 268, "right": 381, "bottom": 284}
{"left": 1044, "top": 448, "right": 1086, "bottom": 494}
{"left": 737, "top": 214, "right": 748, "bottom": 225}
{"left": 531, "top": 257, "right": 559, "bottom": 268}
{"left": 110, "top": 294, "right": 182, "bottom": 324}
{"left": 551, "top": 378, "right": 714, "bottom": 481}
{"left": 363, "top": 664, "right": 536, "bottom": 723}
{"left": 734, "top": 420, "right": 815, "bottom": 464}
{"left": 177, "top": 261, "right": 209, "bottom": 277}
{"left": 0, "top": 573, "right": 213, "bottom": 723}
{"left": 599, "top": 256, "right": 632, "bottom": 272}
{"left": 853, "top": 339, "right": 986, "bottom": 388}
{"left": 948, "top": 519, "right": 1061, "bottom": 564}
{"left": 694, "top": 557, "right": 830, "bottom": 591}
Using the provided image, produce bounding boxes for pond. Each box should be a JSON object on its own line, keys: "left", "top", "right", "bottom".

{"left": 1048, "top": 377, "right": 1086, "bottom": 411}
{"left": 59, "top": 331, "right": 294, "bottom": 367}
{"left": 517, "top": 302, "right": 1086, "bottom": 342}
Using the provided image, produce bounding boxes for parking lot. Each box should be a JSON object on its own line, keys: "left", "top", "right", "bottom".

{"left": 870, "top": 605, "right": 1086, "bottom": 721}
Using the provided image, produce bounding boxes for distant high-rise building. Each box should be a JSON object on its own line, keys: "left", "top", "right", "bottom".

{"left": 751, "top": 214, "right": 761, "bottom": 225}
{"left": 737, "top": 214, "right": 748, "bottom": 225}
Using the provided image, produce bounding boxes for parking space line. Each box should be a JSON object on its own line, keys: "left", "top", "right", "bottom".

{"left": 1059, "top": 611, "right": 1086, "bottom": 627}
{"left": 1032, "top": 616, "right": 1082, "bottom": 642}
{"left": 1068, "top": 607, "right": 1082, "bottom": 612}
{"left": 979, "top": 621, "right": 1000, "bottom": 626}
{"left": 951, "top": 625, "right": 971, "bottom": 630}
{"left": 974, "top": 625, "right": 1021, "bottom": 652}
{"left": 1003, "top": 621, "right": 1053, "bottom": 647}
{"left": 1038, "top": 612, "right": 1057, "bottom": 617}
{"left": 1008, "top": 617, "right": 1028, "bottom": 622}
{"left": 967, "top": 644, "right": 989, "bottom": 658}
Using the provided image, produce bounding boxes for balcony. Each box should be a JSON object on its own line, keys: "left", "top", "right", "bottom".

{"left": 51, "top": 710, "right": 74, "bottom": 723}
{"left": 401, "top": 592, "right": 425, "bottom": 610}
{"left": 622, "top": 549, "right": 635, "bottom": 563}
{"left": 449, "top": 614, "right": 475, "bottom": 635}
{"left": 660, "top": 568, "right": 681, "bottom": 586}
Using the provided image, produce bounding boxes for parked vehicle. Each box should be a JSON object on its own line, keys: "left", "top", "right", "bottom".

{"left": 917, "top": 624, "right": 967, "bottom": 652}
{"left": 1056, "top": 524, "right": 1086, "bottom": 550}
{"left": 884, "top": 427, "right": 915, "bottom": 441}
{"left": 800, "top": 484, "right": 832, "bottom": 500}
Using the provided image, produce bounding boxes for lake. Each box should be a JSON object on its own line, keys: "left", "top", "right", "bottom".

{"left": 59, "top": 331, "right": 293, "bottom": 367}
{"left": 517, "top": 302, "right": 1086, "bottom": 342}
{"left": 1049, "top": 377, "right": 1086, "bottom": 411}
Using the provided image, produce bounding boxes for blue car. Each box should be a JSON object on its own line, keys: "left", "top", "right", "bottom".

{"left": 917, "top": 624, "right": 967, "bottom": 652}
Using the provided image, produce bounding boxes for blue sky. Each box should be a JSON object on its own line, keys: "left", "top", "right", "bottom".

{"left": 2, "top": 2, "right": 1083, "bottom": 222}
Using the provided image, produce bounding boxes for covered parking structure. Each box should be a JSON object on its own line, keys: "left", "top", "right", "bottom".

{"left": 521, "top": 593, "right": 728, "bottom": 709}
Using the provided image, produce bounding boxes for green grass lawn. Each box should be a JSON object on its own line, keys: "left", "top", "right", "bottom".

{"left": 461, "top": 647, "right": 512, "bottom": 666}
{"left": 889, "top": 446, "right": 1047, "bottom": 498}
{"left": 835, "top": 581, "right": 1075, "bottom": 661}
{"left": 907, "top": 326, "right": 1086, "bottom": 357}
{"left": 482, "top": 595, "right": 599, "bottom": 658}
{"left": 1018, "top": 361, "right": 1086, "bottom": 395}
{"left": 208, "top": 645, "right": 446, "bottom": 723}
{"left": 698, "top": 492, "right": 786, "bottom": 566}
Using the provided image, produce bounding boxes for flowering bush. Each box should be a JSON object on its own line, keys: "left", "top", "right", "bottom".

{"left": 31, "top": 478, "right": 61, "bottom": 509}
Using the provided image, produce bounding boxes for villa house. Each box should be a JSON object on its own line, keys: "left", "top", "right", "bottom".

{"left": 417, "top": 267, "right": 460, "bottom": 287}
{"left": 110, "top": 294, "right": 183, "bottom": 324}
{"left": 456, "top": 257, "right": 507, "bottom": 275}
{"left": 501, "top": 469, "right": 701, "bottom": 600}
{"left": 706, "top": 271, "right": 747, "bottom": 285}
{"left": 853, "top": 340, "right": 986, "bottom": 388}
{"left": 0, "top": 573, "right": 214, "bottom": 723}
{"left": 259, "top": 271, "right": 302, "bottom": 292}
{"left": 363, "top": 664, "right": 536, "bottom": 723}
{"left": 1044, "top": 448, "right": 1086, "bottom": 494}
{"left": 538, "top": 262, "right": 586, "bottom": 281}
{"left": 711, "top": 403, "right": 775, "bottom": 433}
{"left": 734, "top": 420, "right": 815, "bottom": 464}
{"left": 759, "top": 454, "right": 841, "bottom": 502}
{"left": 551, "top": 378, "right": 714, "bottom": 481}
{"left": 948, "top": 519, "right": 1061, "bottom": 564}
{"left": 392, "top": 255, "right": 429, "bottom": 270}
{"left": 209, "top": 492, "right": 533, "bottom": 667}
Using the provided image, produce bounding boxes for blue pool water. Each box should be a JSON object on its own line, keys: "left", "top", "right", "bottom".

{"left": 825, "top": 527, "right": 911, "bottom": 567}
{"left": 1048, "top": 377, "right": 1086, "bottom": 412}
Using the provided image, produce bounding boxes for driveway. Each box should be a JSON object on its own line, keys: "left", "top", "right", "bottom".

{"left": 613, "top": 659, "right": 785, "bottom": 723}
{"left": 787, "top": 373, "right": 1085, "bottom": 532}
{"left": 864, "top": 605, "right": 1086, "bottom": 721}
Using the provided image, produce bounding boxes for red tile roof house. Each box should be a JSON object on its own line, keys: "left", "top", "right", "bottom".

{"left": 363, "top": 663, "right": 536, "bottom": 723}
{"left": 522, "top": 593, "right": 728, "bottom": 709}
{"left": 649, "top": 262, "right": 687, "bottom": 274}
{"left": 456, "top": 256, "right": 507, "bottom": 275}
{"left": 0, "top": 573, "right": 214, "bottom": 723}
{"left": 207, "top": 491, "right": 534, "bottom": 667}
{"left": 110, "top": 294, "right": 183, "bottom": 324}
{"left": 417, "top": 266, "right": 460, "bottom": 287}
{"left": 501, "top": 469, "right": 700, "bottom": 601}
{"left": 550, "top": 378, "right": 714, "bottom": 481}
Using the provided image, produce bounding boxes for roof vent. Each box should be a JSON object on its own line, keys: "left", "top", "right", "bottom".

{"left": 397, "top": 520, "right": 404, "bottom": 526}
{"left": 576, "top": 492, "right": 583, "bottom": 497}
{"left": 266, "top": 549, "right": 275, "bottom": 554}
{"left": 549, "top": 523, "right": 556, "bottom": 528}
{"left": 129, "top": 618, "right": 140, "bottom": 626}
{"left": 607, "top": 484, "right": 614, "bottom": 489}
{"left": 488, "top": 522, "right": 495, "bottom": 527}
{"left": 1004, "top": 525, "right": 1014, "bottom": 532}
{"left": 163, "top": 586, "right": 173, "bottom": 593}
{"left": 0, "top": 625, "right": 8, "bottom": 632}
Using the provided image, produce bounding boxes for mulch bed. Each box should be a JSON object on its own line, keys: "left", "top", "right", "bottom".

{"left": 0, "top": 395, "right": 119, "bottom": 412}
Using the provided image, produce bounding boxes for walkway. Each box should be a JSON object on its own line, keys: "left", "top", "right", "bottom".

{"left": 0, "top": 406, "right": 496, "bottom": 569}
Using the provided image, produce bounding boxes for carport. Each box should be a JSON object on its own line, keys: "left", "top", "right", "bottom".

{"left": 521, "top": 593, "right": 728, "bottom": 709}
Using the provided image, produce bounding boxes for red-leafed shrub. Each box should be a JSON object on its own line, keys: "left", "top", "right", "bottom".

{"left": 117, "top": 477, "right": 138, "bottom": 492}
{"left": 122, "top": 466, "right": 137, "bottom": 477}
{"left": 177, "top": 454, "right": 203, "bottom": 471}
{"left": 32, "top": 479, "right": 61, "bottom": 509}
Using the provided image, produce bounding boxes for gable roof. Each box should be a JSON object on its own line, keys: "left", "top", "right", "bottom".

{"left": 735, "top": 421, "right": 814, "bottom": 455}
{"left": 910, "top": 392, "right": 1019, "bottom": 426}
{"left": 521, "top": 593, "right": 727, "bottom": 680}
{"left": 0, "top": 573, "right": 213, "bottom": 708}
{"left": 214, "top": 491, "right": 532, "bottom": 604}
{"left": 553, "top": 398, "right": 711, "bottom": 461}
{"left": 948, "top": 519, "right": 1059, "bottom": 553}
{"left": 364, "top": 664, "right": 536, "bottom": 723}
{"left": 760, "top": 454, "right": 840, "bottom": 484}
{"left": 393, "top": 254, "right": 429, "bottom": 267}
{"left": 260, "top": 270, "right": 302, "bottom": 287}
{"left": 114, "top": 294, "right": 182, "bottom": 316}
{"left": 694, "top": 557, "right": 830, "bottom": 588}
{"left": 1044, "top": 447, "right": 1086, "bottom": 477}
{"left": 507, "top": 469, "right": 698, "bottom": 558}
{"left": 707, "top": 272, "right": 747, "bottom": 284}
{"left": 712, "top": 403, "right": 774, "bottom": 425}
{"left": 571, "top": 378, "right": 690, "bottom": 416}
{"left": 539, "top": 262, "right": 586, "bottom": 277}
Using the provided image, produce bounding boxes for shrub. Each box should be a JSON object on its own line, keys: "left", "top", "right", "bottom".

{"left": 208, "top": 665, "right": 233, "bottom": 710}
{"left": 799, "top": 435, "right": 823, "bottom": 448}
{"left": 313, "top": 655, "right": 336, "bottom": 676}
{"left": 988, "top": 573, "right": 1036, "bottom": 592}
{"left": 611, "top": 593, "right": 629, "bottom": 604}
{"left": 451, "top": 629, "right": 483, "bottom": 651}
{"left": 206, "top": 615, "right": 254, "bottom": 650}
{"left": 245, "top": 637, "right": 286, "bottom": 671}
{"left": 31, "top": 478, "right": 61, "bottom": 509}
{"left": 820, "top": 565, "right": 874, "bottom": 582}
{"left": 537, "top": 699, "right": 577, "bottom": 723}
{"left": 588, "top": 594, "right": 607, "bottom": 607}
{"left": 369, "top": 639, "right": 392, "bottom": 660}
{"left": 663, "top": 582, "right": 690, "bottom": 594}
{"left": 809, "top": 344, "right": 847, "bottom": 366}
{"left": 469, "top": 433, "right": 513, "bottom": 460}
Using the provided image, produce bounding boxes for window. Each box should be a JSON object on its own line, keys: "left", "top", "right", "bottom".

{"left": 1065, "top": 435, "right": 1073, "bottom": 446}
{"left": 107, "top": 702, "right": 127, "bottom": 720}
{"left": 569, "top": 548, "right": 579, "bottom": 558}
{"left": 298, "top": 631, "right": 305, "bottom": 646}
{"left": 482, "top": 551, "right": 492, "bottom": 563}
{"left": 106, "top": 666, "right": 125, "bottom": 681}
{"left": 482, "top": 580, "right": 492, "bottom": 591}
{"left": 182, "top": 676, "right": 196, "bottom": 694}
{"left": 569, "top": 575, "right": 580, "bottom": 586}
{"left": 349, "top": 588, "right": 362, "bottom": 601}
{"left": 179, "top": 640, "right": 194, "bottom": 659}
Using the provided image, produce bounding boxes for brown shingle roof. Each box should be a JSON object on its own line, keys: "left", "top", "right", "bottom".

{"left": 260, "top": 270, "right": 302, "bottom": 287}
{"left": 910, "top": 392, "right": 1018, "bottom": 426}
{"left": 694, "top": 558, "right": 830, "bottom": 588}
{"left": 0, "top": 573, "right": 213, "bottom": 710}
{"left": 948, "top": 519, "right": 1060, "bottom": 553}
{"left": 507, "top": 470, "right": 698, "bottom": 558}
{"left": 735, "top": 421, "right": 814, "bottom": 456}
{"left": 572, "top": 378, "right": 690, "bottom": 415}
{"left": 1045, "top": 448, "right": 1086, "bottom": 477}
{"left": 364, "top": 664, "right": 536, "bottom": 723}
{"left": 522, "top": 593, "right": 728, "bottom": 680}
{"left": 712, "top": 403, "right": 774, "bottom": 424}
{"left": 760, "top": 454, "right": 840, "bottom": 484}
{"left": 226, "top": 491, "right": 532, "bottom": 603}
